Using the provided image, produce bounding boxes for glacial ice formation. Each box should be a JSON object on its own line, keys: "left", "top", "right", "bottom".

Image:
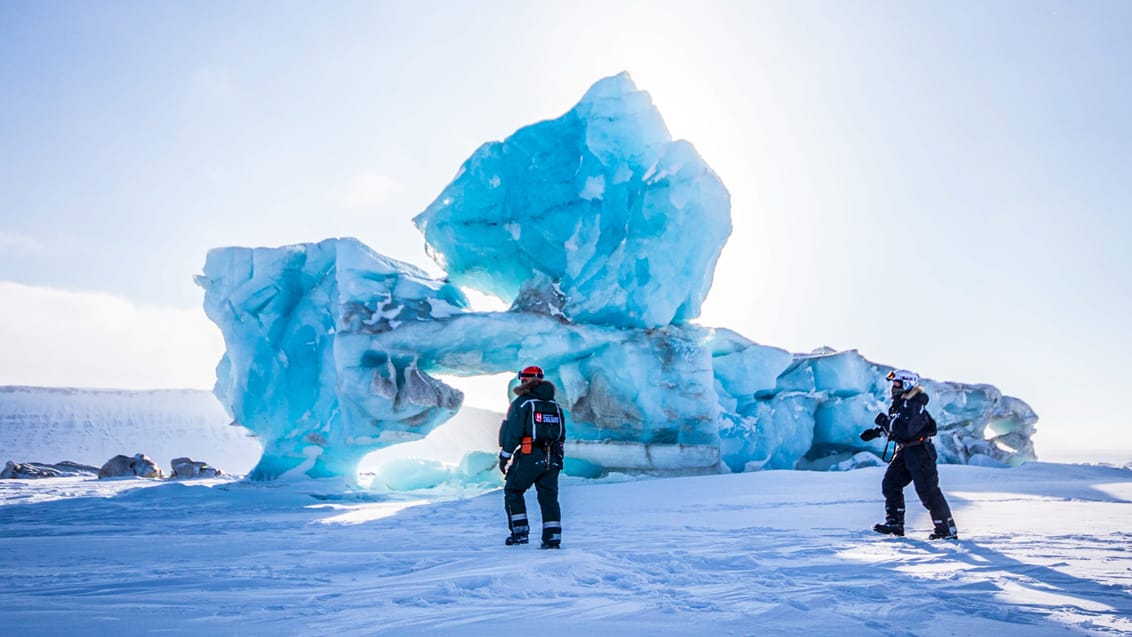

{"left": 711, "top": 339, "right": 1038, "bottom": 472}
{"left": 414, "top": 72, "right": 731, "bottom": 329}
{"left": 196, "top": 238, "right": 467, "bottom": 480}
{"left": 198, "top": 73, "right": 1038, "bottom": 482}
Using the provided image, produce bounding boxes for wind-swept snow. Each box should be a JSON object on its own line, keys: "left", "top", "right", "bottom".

{"left": 1, "top": 462, "right": 1129, "bottom": 635}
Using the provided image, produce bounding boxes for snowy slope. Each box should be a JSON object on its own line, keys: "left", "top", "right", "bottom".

{"left": 0, "top": 386, "right": 261, "bottom": 474}
{"left": 1, "top": 462, "right": 1130, "bottom": 635}
{"left": 0, "top": 385, "right": 504, "bottom": 478}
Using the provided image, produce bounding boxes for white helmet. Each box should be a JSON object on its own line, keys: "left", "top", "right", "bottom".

{"left": 886, "top": 369, "right": 919, "bottom": 389}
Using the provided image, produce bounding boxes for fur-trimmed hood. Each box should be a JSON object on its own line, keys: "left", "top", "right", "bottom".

{"left": 899, "top": 385, "right": 927, "bottom": 403}
{"left": 514, "top": 379, "right": 556, "bottom": 399}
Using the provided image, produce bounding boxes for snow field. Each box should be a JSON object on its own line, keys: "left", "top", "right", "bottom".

{"left": 1, "top": 462, "right": 1129, "bottom": 635}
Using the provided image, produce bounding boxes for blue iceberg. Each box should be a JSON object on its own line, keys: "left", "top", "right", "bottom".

{"left": 710, "top": 340, "right": 1037, "bottom": 472}
{"left": 413, "top": 72, "right": 731, "bottom": 329}
{"left": 198, "top": 73, "right": 1038, "bottom": 482}
{"left": 196, "top": 238, "right": 467, "bottom": 480}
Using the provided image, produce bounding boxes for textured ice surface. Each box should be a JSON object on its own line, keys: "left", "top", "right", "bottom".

{"left": 196, "top": 238, "right": 466, "bottom": 480}
{"left": 199, "top": 74, "right": 1038, "bottom": 482}
{"left": 413, "top": 72, "right": 731, "bottom": 329}
{"left": 710, "top": 339, "right": 1038, "bottom": 472}
{"left": 346, "top": 315, "right": 723, "bottom": 475}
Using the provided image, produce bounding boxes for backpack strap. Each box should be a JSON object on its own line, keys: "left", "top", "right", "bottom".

{"left": 519, "top": 398, "right": 541, "bottom": 442}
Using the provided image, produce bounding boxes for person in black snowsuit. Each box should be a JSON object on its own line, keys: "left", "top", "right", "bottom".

{"left": 498, "top": 365, "right": 566, "bottom": 549}
{"left": 861, "top": 369, "right": 959, "bottom": 540}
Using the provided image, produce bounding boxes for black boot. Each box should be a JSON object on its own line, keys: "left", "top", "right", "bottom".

{"left": 539, "top": 540, "right": 561, "bottom": 549}
{"left": 505, "top": 532, "right": 529, "bottom": 546}
{"left": 928, "top": 518, "right": 958, "bottom": 540}
{"left": 873, "top": 517, "right": 905, "bottom": 536}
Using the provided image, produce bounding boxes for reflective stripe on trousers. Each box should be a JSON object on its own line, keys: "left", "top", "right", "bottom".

{"left": 509, "top": 512, "right": 529, "bottom": 534}
{"left": 543, "top": 521, "right": 561, "bottom": 542}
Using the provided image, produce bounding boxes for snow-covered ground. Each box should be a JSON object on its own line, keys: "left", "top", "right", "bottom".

{"left": 1, "top": 462, "right": 1130, "bottom": 635}
{"left": 2, "top": 386, "right": 1131, "bottom": 635}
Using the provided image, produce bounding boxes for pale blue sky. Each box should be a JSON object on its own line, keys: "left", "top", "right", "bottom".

{"left": 1, "top": 1, "right": 1129, "bottom": 459}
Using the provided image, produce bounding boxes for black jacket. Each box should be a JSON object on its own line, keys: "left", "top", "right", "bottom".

{"left": 887, "top": 386, "right": 936, "bottom": 443}
{"left": 499, "top": 380, "right": 566, "bottom": 455}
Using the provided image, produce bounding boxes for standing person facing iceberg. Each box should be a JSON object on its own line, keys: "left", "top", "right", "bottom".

{"left": 498, "top": 366, "right": 567, "bottom": 549}
{"left": 861, "top": 370, "right": 959, "bottom": 540}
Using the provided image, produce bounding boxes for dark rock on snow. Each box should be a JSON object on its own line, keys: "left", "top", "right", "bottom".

{"left": 170, "top": 457, "right": 222, "bottom": 479}
{"left": 1, "top": 460, "right": 100, "bottom": 479}
{"left": 98, "top": 453, "right": 164, "bottom": 479}
{"left": 3, "top": 454, "right": 224, "bottom": 480}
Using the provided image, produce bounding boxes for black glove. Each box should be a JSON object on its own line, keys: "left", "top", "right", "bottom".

{"left": 860, "top": 427, "right": 882, "bottom": 442}
{"left": 874, "top": 413, "right": 889, "bottom": 427}
{"left": 498, "top": 452, "right": 510, "bottom": 476}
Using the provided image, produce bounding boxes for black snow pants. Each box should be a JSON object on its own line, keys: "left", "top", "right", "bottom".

{"left": 504, "top": 449, "right": 562, "bottom": 544}
{"left": 881, "top": 443, "right": 954, "bottom": 528}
